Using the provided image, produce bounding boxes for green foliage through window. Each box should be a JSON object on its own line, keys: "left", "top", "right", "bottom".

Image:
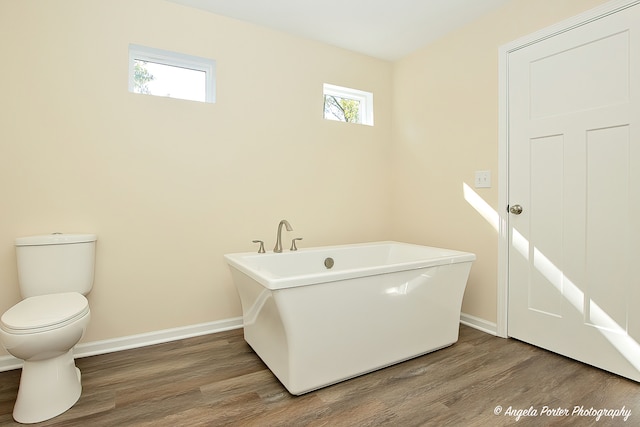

{"left": 324, "top": 95, "right": 360, "bottom": 123}
{"left": 323, "top": 84, "right": 373, "bottom": 126}
{"left": 133, "top": 60, "right": 154, "bottom": 94}
{"left": 128, "top": 44, "right": 216, "bottom": 103}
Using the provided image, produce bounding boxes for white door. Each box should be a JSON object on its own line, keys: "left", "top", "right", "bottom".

{"left": 507, "top": 3, "right": 640, "bottom": 381}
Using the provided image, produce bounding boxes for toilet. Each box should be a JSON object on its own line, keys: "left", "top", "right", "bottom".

{"left": 0, "top": 233, "right": 96, "bottom": 424}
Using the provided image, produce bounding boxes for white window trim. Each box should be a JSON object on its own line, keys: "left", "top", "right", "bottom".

{"left": 323, "top": 83, "right": 374, "bottom": 126}
{"left": 128, "top": 44, "right": 216, "bottom": 103}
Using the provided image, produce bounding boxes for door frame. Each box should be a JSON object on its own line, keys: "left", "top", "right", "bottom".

{"left": 496, "top": 0, "right": 640, "bottom": 338}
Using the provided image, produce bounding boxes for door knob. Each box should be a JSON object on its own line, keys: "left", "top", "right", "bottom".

{"left": 509, "top": 204, "right": 523, "bottom": 215}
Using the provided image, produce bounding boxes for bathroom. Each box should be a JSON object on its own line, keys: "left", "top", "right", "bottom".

{"left": 0, "top": 0, "right": 625, "bottom": 421}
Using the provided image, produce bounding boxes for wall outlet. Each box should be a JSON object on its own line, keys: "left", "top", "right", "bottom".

{"left": 475, "top": 170, "right": 491, "bottom": 188}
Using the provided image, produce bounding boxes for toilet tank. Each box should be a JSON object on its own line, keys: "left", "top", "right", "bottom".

{"left": 15, "top": 233, "right": 97, "bottom": 298}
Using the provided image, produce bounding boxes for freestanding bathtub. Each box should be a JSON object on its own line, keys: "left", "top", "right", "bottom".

{"left": 224, "top": 241, "right": 475, "bottom": 395}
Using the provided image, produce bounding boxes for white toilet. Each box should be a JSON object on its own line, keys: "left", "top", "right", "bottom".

{"left": 0, "top": 233, "right": 96, "bottom": 424}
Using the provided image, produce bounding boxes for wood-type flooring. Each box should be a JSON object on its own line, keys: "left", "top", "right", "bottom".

{"left": 1, "top": 325, "right": 639, "bottom": 426}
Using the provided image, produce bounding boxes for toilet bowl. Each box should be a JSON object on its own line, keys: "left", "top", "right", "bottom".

{"left": 0, "top": 292, "right": 90, "bottom": 424}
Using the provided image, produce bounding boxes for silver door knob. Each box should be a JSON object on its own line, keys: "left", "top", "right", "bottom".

{"left": 509, "top": 204, "right": 523, "bottom": 215}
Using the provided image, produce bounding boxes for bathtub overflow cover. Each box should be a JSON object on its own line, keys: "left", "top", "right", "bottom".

{"left": 324, "top": 257, "right": 334, "bottom": 269}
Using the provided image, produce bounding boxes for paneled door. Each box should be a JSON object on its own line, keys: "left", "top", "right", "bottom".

{"left": 507, "top": 2, "right": 640, "bottom": 381}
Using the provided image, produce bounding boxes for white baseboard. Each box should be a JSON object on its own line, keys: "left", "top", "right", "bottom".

{"left": 460, "top": 312, "right": 498, "bottom": 336}
{"left": 1, "top": 314, "right": 494, "bottom": 373}
{"left": 0, "top": 316, "right": 243, "bottom": 373}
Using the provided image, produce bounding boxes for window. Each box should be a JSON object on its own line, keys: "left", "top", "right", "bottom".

{"left": 323, "top": 83, "right": 373, "bottom": 126}
{"left": 128, "top": 44, "right": 216, "bottom": 103}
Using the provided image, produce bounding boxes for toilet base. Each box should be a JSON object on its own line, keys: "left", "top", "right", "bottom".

{"left": 13, "top": 349, "right": 82, "bottom": 424}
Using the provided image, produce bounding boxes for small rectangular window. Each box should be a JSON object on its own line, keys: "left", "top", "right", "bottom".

{"left": 128, "top": 44, "right": 216, "bottom": 103}
{"left": 323, "top": 83, "right": 373, "bottom": 126}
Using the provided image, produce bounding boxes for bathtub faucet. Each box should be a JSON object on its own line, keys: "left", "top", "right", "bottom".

{"left": 274, "top": 219, "right": 293, "bottom": 253}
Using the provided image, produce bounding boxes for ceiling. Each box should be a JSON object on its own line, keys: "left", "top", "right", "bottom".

{"left": 165, "top": 0, "right": 512, "bottom": 61}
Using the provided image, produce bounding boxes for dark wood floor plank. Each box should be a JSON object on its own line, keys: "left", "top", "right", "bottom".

{"left": 1, "top": 325, "right": 639, "bottom": 426}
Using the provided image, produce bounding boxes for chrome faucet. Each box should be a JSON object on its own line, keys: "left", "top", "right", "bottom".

{"left": 274, "top": 219, "right": 293, "bottom": 253}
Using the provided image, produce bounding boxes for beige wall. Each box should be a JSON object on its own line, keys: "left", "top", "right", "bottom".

{"left": 0, "top": 0, "right": 392, "bottom": 355}
{"left": 0, "top": 0, "right": 612, "bottom": 358}
{"left": 391, "top": 0, "right": 608, "bottom": 322}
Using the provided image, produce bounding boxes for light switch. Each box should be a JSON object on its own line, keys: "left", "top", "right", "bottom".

{"left": 475, "top": 170, "right": 491, "bottom": 188}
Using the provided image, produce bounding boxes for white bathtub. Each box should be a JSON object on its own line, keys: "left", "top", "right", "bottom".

{"left": 224, "top": 241, "right": 475, "bottom": 395}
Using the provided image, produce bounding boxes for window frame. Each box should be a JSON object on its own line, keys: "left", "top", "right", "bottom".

{"left": 128, "top": 44, "right": 216, "bottom": 103}
{"left": 323, "top": 83, "right": 374, "bottom": 126}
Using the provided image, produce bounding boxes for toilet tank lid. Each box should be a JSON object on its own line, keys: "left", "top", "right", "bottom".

{"left": 15, "top": 233, "right": 97, "bottom": 246}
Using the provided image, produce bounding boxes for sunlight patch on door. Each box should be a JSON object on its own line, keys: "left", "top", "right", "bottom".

{"left": 519, "top": 234, "right": 640, "bottom": 372}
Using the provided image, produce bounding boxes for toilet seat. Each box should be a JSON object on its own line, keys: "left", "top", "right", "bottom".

{"left": 1, "top": 292, "right": 89, "bottom": 335}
